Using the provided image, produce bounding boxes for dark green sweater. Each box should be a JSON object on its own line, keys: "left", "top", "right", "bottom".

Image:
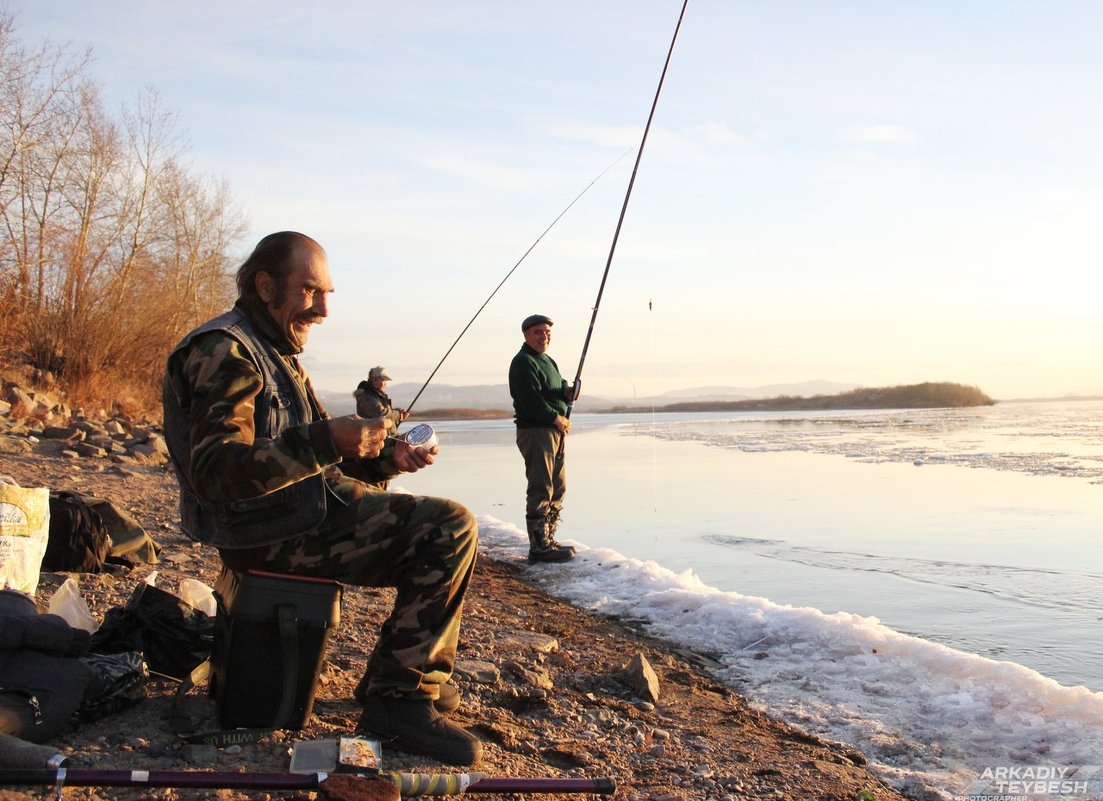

{"left": 509, "top": 343, "right": 568, "bottom": 428}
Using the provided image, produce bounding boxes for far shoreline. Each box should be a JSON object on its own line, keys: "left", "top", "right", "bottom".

{"left": 411, "top": 380, "right": 1001, "bottom": 420}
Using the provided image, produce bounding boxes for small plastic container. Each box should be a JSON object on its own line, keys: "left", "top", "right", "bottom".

{"left": 403, "top": 423, "right": 438, "bottom": 451}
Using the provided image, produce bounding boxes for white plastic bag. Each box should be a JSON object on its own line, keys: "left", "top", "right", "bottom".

{"left": 0, "top": 476, "right": 51, "bottom": 595}
{"left": 47, "top": 577, "right": 97, "bottom": 632}
{"left": 178, "top": 578, "right": 216, "bottom": 617}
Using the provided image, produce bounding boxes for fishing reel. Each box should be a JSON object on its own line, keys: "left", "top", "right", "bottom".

{"left": 402, "top": 423, "right": 438, "bottom": 451}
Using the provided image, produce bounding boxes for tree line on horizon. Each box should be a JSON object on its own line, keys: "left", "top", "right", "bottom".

{"left": 396, "top": 382, "right": 997, "bottom": 420}
{"left": 603, "top": 382, "right": 996, "bottom": 414}
{"left": 0, "top": 13, "right": 244, "bottom": 412}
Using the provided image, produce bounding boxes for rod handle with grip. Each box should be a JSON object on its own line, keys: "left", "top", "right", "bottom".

{"left": 0, "top": 769, "right": 617, "bottom": 795}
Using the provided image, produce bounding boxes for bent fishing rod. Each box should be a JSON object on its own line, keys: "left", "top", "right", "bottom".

{"left": 403, "top": 150, "right": 630, "bottom": 416}
{"left": 568, "top": 0, "right": 689, "bottom": 416}
{"left": 0, "top": 768, "right": 616, "bottom": 796}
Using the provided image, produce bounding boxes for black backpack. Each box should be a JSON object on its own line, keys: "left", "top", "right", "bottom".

{"left": 42, "top": 491, "right": 110, "bottom": 573}
{"left": 41, "top": 491, "right": 161, "bottom": 575}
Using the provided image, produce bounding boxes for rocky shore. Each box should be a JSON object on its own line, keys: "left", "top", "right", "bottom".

{"left": 0, "top": 373, "right": 910, "bottom": 801}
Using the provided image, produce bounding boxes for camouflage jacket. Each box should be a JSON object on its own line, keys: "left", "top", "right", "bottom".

{"left": 354, "top": 381, "right": 403, "bottom": 434}
{"left": 162, "top": 299, "right": 399, "bottom": 548}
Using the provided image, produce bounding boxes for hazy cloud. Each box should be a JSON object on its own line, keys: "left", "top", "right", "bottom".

{"left": 840, "top": 125, "right": 919, "bottom": 145}
{"left": 537, "top": 118, "right": 641, "bottom": 148}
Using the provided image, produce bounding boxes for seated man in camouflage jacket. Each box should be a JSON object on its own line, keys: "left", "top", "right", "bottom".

{"left": 162, "top": 231, "right": 480, "bottom": 766}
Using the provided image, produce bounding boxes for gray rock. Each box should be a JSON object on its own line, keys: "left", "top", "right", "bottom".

{"left": 625, "top": 652, "right": 661, "bottom": 704}
{"left": 41, "top": 425, "right": 82, "bottom": 440}
{"left": 127, "top": 444, "right": 168, "bottom": 466}
{"left": 73, "top": 419, "right": 107, "bottom": 437}
{"left": 4, "top": 385, "right": 35, "bottom": 418}
{"left": 500, "top": 630, "right": 560, "bottom": 654}
{"left": 183, "top": 744, "right": 218, "bottom": 765}
{"left": 454, "top": 659, "right": 500, "bottom": 683}
{"left": 73, "top": 441, "right": 107, "bottom": 458}
{"left": 503, "top": 659, "right": 554, "bottom": 690}
{"left": 144, "top": 432, "right": 169, "bottom": 457}
{"left": 130, "top": 425, "right": 156, "bottom": 441}
{"left": 105, "top": 420, "right": 127, "bottom": 436}
{"left": 0, "top": 436, "right": 32, "bottom": 455}
{"left": 34, "top": 439, "right": 71, "bottom": 456}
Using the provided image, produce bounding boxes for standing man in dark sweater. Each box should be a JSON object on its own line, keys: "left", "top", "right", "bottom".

{"left": 508, "top": 314, "right": 577, "bottom": 563}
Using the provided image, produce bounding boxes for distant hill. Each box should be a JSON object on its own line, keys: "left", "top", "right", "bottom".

{"left": 317, "top": 380, "right": 996, "bottom": 418}
{"left": 316, "top": 379, "right": 862, "bottom": 416}
{"left": 602, "top": 382, "right": 996, "bottom": 414}
{"left": 318, "top": 383, "right": 510, "bottom": 417}
{"left": 653, "top": 379, "right": 858, "bottom": 402}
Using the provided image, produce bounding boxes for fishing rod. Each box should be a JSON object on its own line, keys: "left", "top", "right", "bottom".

{"left": 0, "top": 768, "right": 617, "bottom": 796}
{"left": 403, "top": 150, "right": 630, "bottom": 416}
{"left": 568, "top": 0, "right": 689, "bottom": 416}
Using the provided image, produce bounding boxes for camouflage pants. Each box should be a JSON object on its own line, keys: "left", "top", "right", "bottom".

{"left": 218, "top": 482, "right": 478, "bottom": 700}
{"left": 515, "top": 426, "right": 566, "bottom": 526}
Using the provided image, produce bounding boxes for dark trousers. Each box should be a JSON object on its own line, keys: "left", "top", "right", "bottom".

{"left": 515, "top": 425, "right": 566, "bottom": 525}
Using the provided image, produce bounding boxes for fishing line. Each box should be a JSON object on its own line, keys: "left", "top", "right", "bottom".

{"left": 403, "top": 149, "right": 631, "bottom": 415}
{"left": 648, "top": 297, "right": 658, "bottom": 514}
{"left": 568, "top": 0, "right": 689, "bottom": 415}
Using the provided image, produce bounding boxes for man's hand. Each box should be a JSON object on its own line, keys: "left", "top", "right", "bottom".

{"left": 554, "top": 414, "right": 571, "bottom": 435}
{"left": 392, "top": 439, "right": 438, "bottom": 473}
{"left": 397, "top": 409, "right": 410, "bottom": 422}
{"left": 329, "top": 415, "right": 387, "bottom": 459}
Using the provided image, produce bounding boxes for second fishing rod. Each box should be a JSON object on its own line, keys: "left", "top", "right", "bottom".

{"left": 398, "top": 0, "right": 688, "bottom": 424}
{"left": 400, "top": 150, "right": 629, "bottom": 418}
{"left": 567, "top": 0, "right": 689, "bottom": 418}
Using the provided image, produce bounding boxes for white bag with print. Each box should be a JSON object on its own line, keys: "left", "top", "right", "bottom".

{"left": 0, "top": 476, "right": 51, "bottom": 595}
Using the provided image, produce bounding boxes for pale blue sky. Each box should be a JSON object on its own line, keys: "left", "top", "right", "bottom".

{"left": 10, "top": 1, "right": 1103, "bottom": 399}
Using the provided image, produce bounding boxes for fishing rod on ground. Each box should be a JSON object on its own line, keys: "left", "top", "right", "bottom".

{"left": 567, "top": 0, "right": 689, "bottom": 418}
{"left": 401, "top": 149, "right": 631, "bottom": 418}
{"left": 0, "top": 768, "right": 617, "bottom": 796}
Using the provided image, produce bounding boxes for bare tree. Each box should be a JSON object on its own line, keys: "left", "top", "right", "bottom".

{"left": 0, "top": 12, "right": 91, "bottom": 350}
{"left": 0, "top": 12, "right": 244, "bottom": 409}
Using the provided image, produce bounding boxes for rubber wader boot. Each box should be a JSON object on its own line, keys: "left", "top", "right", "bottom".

{"left": 527, "top": 517, "right": 575, "bottom": 563}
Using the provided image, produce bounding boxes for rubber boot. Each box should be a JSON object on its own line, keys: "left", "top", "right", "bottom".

{"left": 527, "top": 517, "right": 575, "bottom": 563}
{"left": 546, "top": 510, "right": 576, "bottom": 558}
